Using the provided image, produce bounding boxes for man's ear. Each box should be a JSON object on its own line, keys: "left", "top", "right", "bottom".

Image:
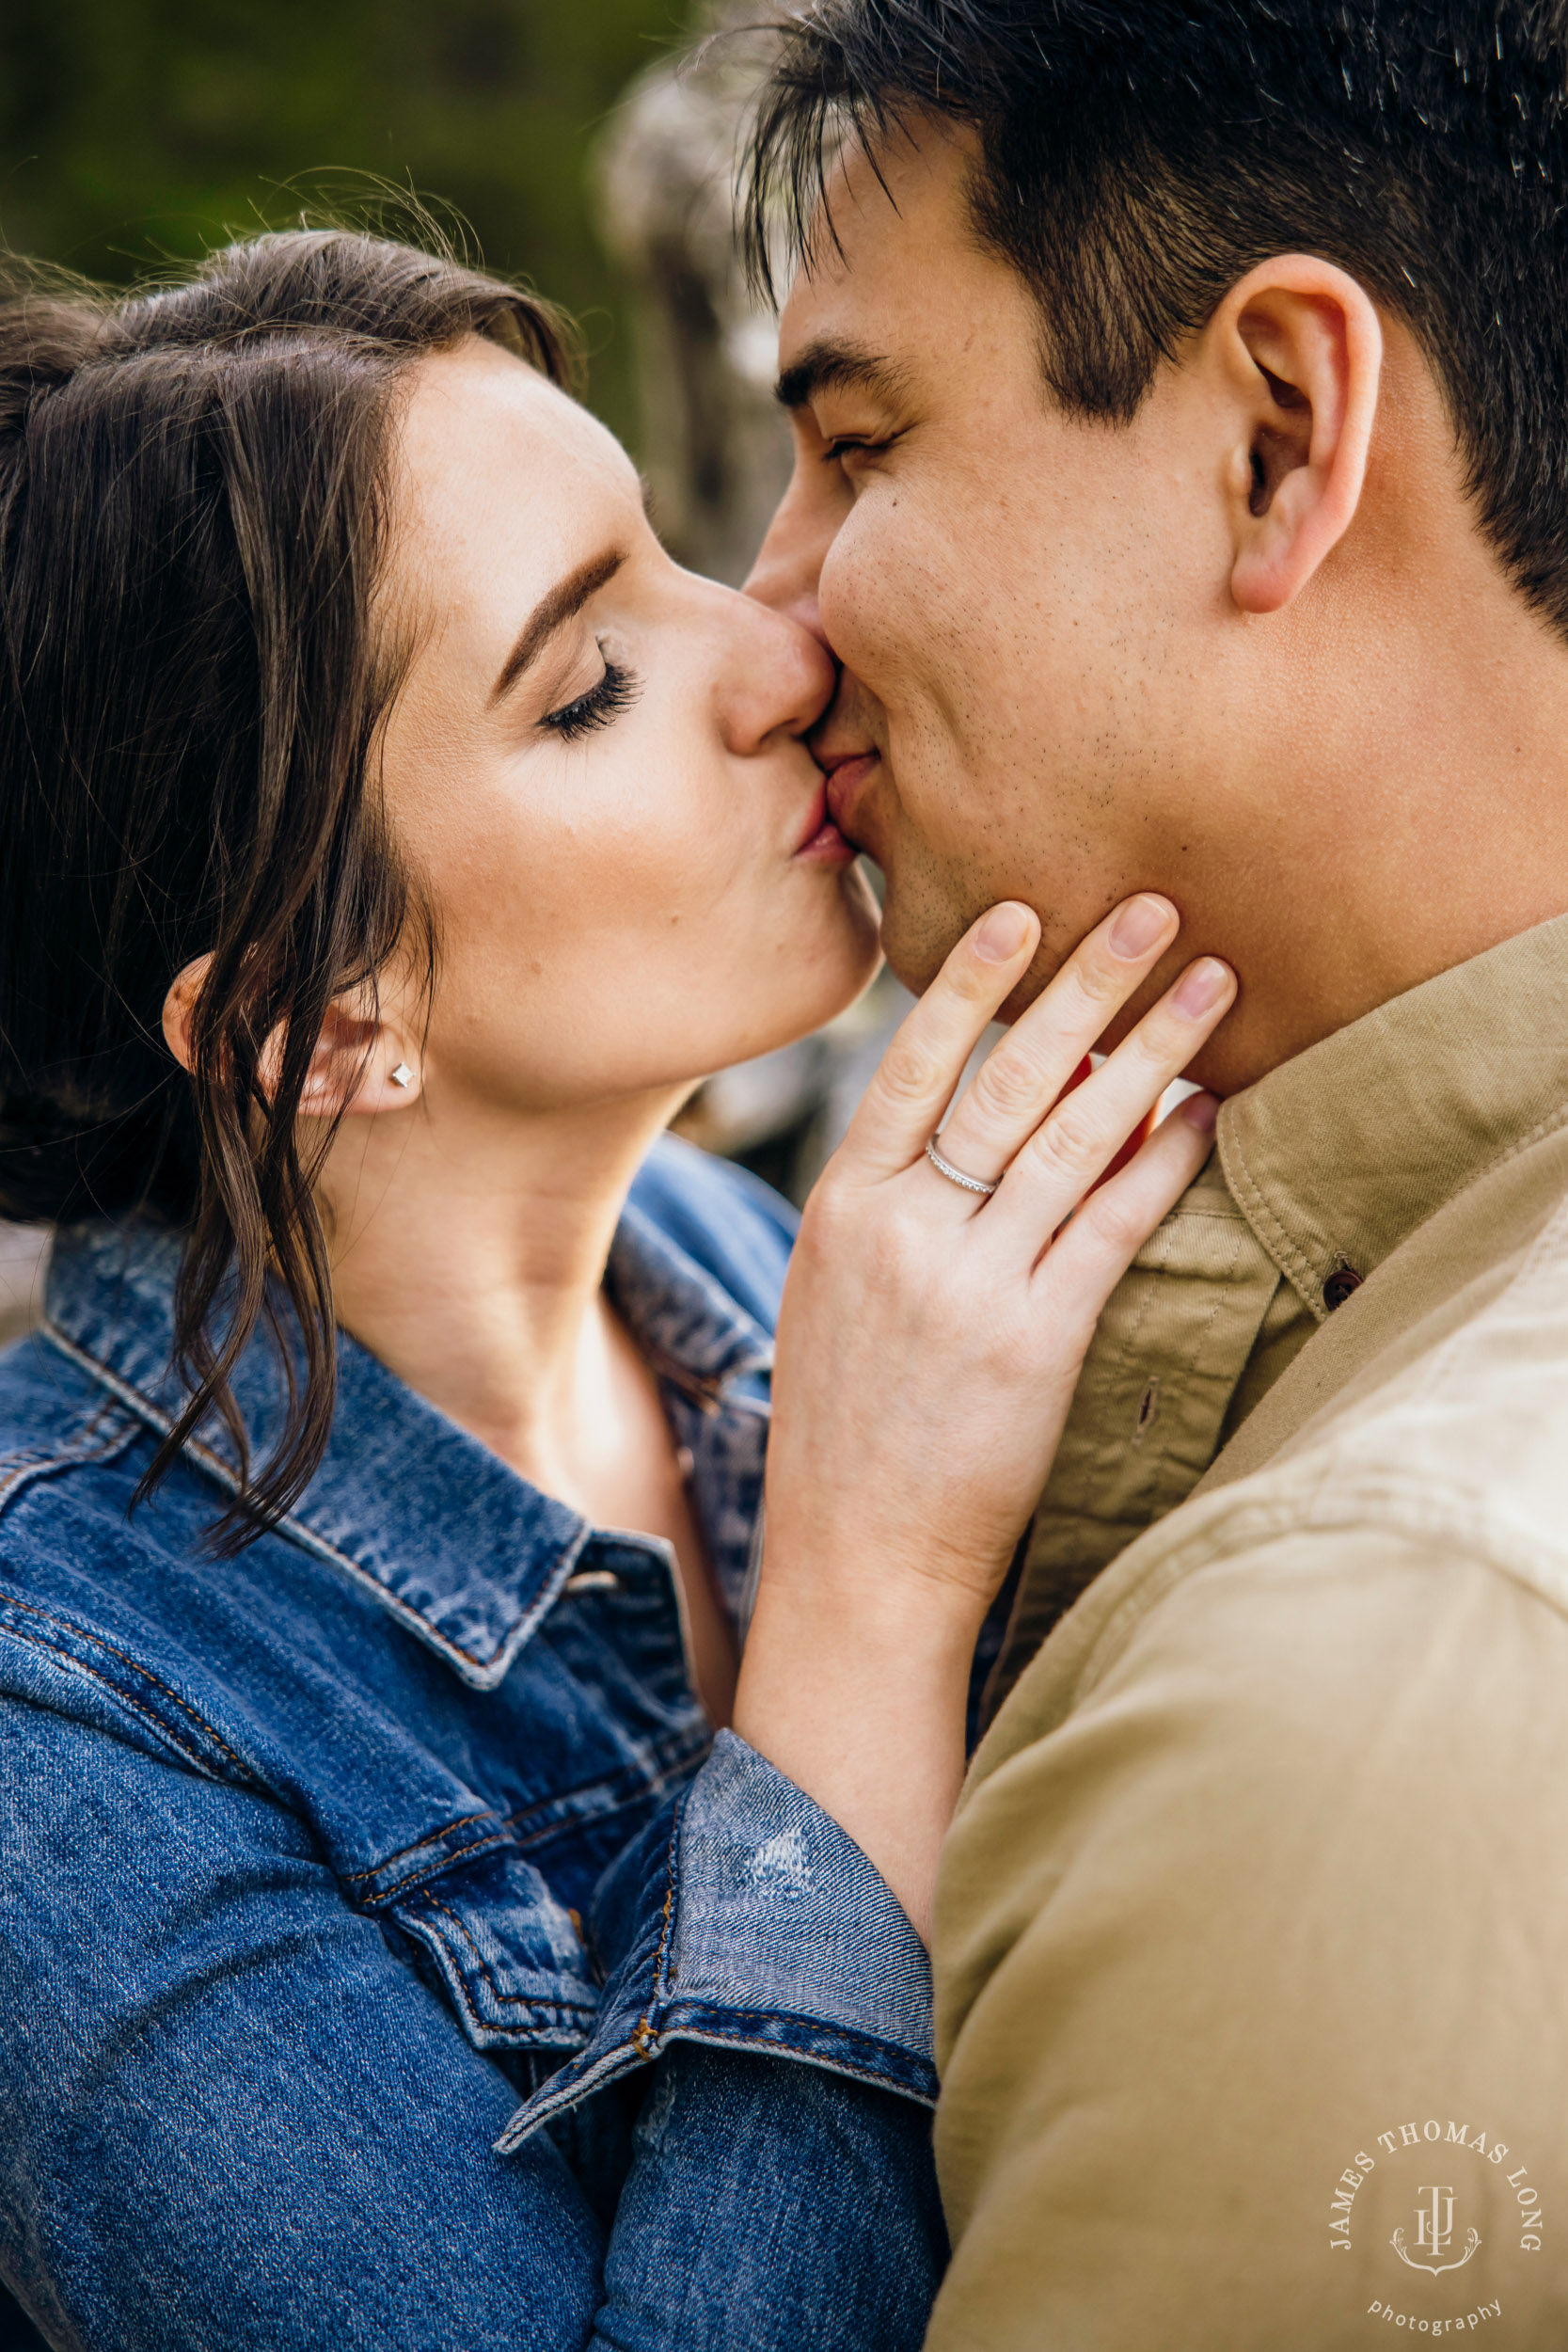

{"left": 161, "top": 957, "right": 422, "bottom": 1117}
{"left": 1207, "top": 257, "right": 1384, "bottom": 615}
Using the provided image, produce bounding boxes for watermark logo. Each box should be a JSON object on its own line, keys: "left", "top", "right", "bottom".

{"left": 1392, "top": 2185, "right": 1481, "bottom": 2277}
{"left": 1325, "top": 2116, "right": 1545, "bottom": 2329}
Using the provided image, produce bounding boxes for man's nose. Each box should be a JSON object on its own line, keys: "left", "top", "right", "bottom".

{"left": 743, "top": 475, "right": 836, "bottom": 652}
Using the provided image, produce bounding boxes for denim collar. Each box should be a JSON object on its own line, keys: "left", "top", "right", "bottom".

{"left": 41, "top": 1194, "right": 774, "bottom": 1692}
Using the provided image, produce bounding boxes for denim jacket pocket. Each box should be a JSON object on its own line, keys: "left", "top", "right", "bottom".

{"left": 378, "top": 1843, "right": 600, "bottom": 2052}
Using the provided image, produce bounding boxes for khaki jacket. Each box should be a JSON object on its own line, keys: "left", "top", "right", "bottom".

{"left": 929, "top": 915, "right": 1568, "bottom": 2350}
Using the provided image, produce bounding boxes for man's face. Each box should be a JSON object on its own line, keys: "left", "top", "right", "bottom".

{"left": 748, "top": 120, "right": 1240, "bottom": 1034}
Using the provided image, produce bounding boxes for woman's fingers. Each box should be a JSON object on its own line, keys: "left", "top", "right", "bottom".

{"left": 834, "top": 900, "right": 1040, "bottom": 1181}
{"left": 1040, "top": 1091, "right": 1221, "bottom": 1317}
{"left": 984, "top": 953, "right": 1237, "bottom": 1242}
{"left": 933, "top": 895, "right": 1179, "bottom": 1186}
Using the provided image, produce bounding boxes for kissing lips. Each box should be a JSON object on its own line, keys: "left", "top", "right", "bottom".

{"left": 819, "top": 751, "right": 879, "bottom": 850}
{"left": 793, "top": 780, "right": 857, "bottom": 866}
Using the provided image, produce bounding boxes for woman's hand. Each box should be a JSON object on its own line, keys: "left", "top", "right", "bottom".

{"left": 733, "top": 894, "right": 1236, "bottom": 1940}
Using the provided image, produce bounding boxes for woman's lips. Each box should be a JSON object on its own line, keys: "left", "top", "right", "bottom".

{"left": 793, "top": 781, "right": 857, "bottom": 865}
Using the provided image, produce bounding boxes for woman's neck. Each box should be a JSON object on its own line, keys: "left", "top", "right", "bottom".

{"left": 314, "top": 1084, "right": 685, "bottom": 1509}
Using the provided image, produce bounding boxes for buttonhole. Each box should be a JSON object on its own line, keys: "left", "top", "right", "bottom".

{"left": 1132, "top": 1376, "right": 1161, "bottom": 1446}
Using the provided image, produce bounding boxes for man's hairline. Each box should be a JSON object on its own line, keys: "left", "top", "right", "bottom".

{"left": 768, "top": 112, "right": 1117, "bottom": 424}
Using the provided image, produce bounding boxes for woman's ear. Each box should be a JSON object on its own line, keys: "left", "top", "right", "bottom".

{"left": 1207, "top": 257, "right": 1384, "bottom": 615}
{"left": 160, "top": 955, "right": 211, "bottom": 1078}
{"left": 161, "top": 958, "right": 422, "bottom": 1117}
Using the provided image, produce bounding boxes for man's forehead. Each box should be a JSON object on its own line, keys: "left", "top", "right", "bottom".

{"left": 775, "top": 246, "right": 891, "bottom": 380}
{"left": 772, "top": 123, "right": 990, "bottom": 390}
{"left": 773, "top": 227, "right": 930, "bottom": 401}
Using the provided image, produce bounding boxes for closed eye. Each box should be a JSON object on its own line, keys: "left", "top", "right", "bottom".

{"left": 821, "top": 425, "right": 903, "bottom": 467}
{"left": 539, "top": 651, "right": 642, "bottom": 743}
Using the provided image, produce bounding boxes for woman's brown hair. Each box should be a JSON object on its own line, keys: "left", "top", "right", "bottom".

{"left": 0, "top": 228, "right": 573, "bottom": 1543}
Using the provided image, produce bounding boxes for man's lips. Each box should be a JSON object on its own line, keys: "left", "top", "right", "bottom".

{"left": 817, "top": 750, "right": 879, "bottom": 846}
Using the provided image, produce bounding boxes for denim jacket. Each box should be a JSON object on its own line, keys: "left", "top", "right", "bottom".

{"left": 0, "top": 1136, "right": 942, "bottom": 2352}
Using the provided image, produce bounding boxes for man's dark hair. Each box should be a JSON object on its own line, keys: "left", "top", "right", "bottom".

{"left": 743, "top": 0, "right": 1568, "bottom": 631}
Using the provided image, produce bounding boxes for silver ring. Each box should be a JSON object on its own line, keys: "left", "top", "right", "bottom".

{"left": 924, "top": 1136, "right": 999, "bottom": 1198}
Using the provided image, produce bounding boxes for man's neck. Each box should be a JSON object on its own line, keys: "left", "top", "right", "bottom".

{"left": 1180, "top": 592, "right": 1568, "bottom": 1097}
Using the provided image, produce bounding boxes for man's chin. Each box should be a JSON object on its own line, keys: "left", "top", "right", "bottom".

{"left": 877, "top": 886, "right": 997, "bottom": 1005}
{"left": 878, "top": 882, "right": 1065, "bottom": 1023}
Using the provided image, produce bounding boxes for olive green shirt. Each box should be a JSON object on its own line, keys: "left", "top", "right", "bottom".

{"left": 931, "top": 912, "right": 1568, "bottom": 2350}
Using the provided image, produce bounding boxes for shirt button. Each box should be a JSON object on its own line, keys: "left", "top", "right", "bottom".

{"left": 1323, "top": 1263, "right": 1363, "bottom": 1311}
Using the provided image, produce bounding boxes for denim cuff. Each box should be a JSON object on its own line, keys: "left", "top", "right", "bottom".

{"left": 495, "top": 1731, "right": 936, "bottom": 2150}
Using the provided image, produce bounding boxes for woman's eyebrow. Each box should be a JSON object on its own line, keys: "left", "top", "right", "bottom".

{"left": 490, "top": 548, "right": 626, "bottom": 706}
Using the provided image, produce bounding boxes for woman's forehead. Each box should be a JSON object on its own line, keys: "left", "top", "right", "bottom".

{"left": 394, "top": 337, "right": 636, "bottom": 564}
{"left": 384, "top": 339, "right": 639, "bottom": 660}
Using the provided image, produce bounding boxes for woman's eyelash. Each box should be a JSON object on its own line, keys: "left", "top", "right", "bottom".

{"left": 539, "top": 653, "right": 641, "bottom": 743}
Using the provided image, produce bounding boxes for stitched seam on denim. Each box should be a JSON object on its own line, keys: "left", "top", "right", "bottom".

{"left": 0, "top": 1588, "right": 260, "bottom": 1782}
{"left": 494, "top": 2041, "right": 650, "bottom": 2145}
{"left": 339, "top": 1810, "right": 497, "bottom": 1887}
{"left": 0, "top": 1621, "right": 235, "bottom": 1782}
{"left": 502, "top": 1735, "right": 709, "bottom": 1845}
{"left": 656, "top": 1999, "right": 929, "bottom": 2042}
{"left": 553, "top": 2026, "right": 933, "bottom": 2101}
{"left": 648, "top": 1976, "right": 930, "bottom": 2032}
{"left": 0, "top": 1395, "right": 138, "bottom": 1519}
{"left": 354, "top": 1827, "right": 517, "bottom": 1906}
{"left": 631, "top": 1789, "right": 687, "bottom": 2053}
{"left": 43, "top": 1320, "right": 498, "bottom": 1663}
{"left": 0, "top": 1388, "right": 118, "bottom": 1460}
{"left": 41, "top": 1319, "right": 593, "bottom": 1680}
{"left": 415, "top": 1897, "right": 595, "bottom": 2024}
{"left": 652, "top": 2019, "right": 932, "bottom": 2075}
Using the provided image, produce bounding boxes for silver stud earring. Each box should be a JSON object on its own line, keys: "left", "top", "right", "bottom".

{"left": 389, "top": 1062, "right": 414, "bottom": 1090}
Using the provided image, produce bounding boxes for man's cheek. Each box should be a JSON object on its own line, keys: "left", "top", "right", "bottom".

{"left": 817, "top": 507, "right": 927, "bottom": 684}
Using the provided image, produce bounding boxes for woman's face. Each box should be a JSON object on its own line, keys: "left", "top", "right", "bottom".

{"left": 376, "top": 337, "right": 879, "bottom": 1122}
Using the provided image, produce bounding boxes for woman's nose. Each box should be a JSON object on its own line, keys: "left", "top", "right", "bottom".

{"left": 716, "top": 594, "right": 837, "bottom": 752}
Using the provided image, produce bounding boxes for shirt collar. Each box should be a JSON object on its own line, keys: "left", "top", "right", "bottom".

{"left": 1217, "top": 909, "right": 1568, "bottom": 1320}
{"left": 42, "top": 1190, "right": 773, "bottom": 1692}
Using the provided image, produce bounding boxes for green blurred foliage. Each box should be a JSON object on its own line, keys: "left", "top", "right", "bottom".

{"left": 0, "top": 0, "right": 690, "bottom": 445}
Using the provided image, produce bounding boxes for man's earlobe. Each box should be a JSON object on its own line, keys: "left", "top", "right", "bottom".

{"left": 1219, "top": 261, "right": 1383, "bottom": 616}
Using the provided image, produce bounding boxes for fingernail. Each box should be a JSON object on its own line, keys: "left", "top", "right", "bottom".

{"left": 1181, "top": 1090, "right": 1219, "bottom": 1133}
{"left": 974, "top": 902, "right": 1033, "bottom": 963}
{"left": 1173, "top": 957, "right": 1233, "bottom": 1018}
{"left": 1109, "top": 894, "right": 1175, "bottom": 961}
